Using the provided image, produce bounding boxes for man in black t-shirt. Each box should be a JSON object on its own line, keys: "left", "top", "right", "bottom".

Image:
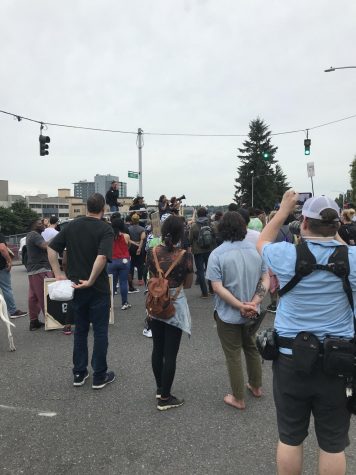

{"left": 48, "top": 193, "right": 115, "bottom": 390}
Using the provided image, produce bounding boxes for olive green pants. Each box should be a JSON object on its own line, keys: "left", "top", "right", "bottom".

{"left": 216, "top": 315, "right": 262, "bottom": 400}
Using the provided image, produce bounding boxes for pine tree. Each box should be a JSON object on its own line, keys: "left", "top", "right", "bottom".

{"left": 234, "top": 118, "right": 289, "bottom": 210}
{"left": 350, "top": 155, "right": 356, "bottom": 203}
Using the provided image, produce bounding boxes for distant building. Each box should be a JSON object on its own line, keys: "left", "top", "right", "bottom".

{"left": 0, "top": 180, "right": 9, "bottom": 208}
{"left": 25, "top": 195, "right": 70, "bottom": 219}
{"left": 94, "top": 174, "right": 119, "bottom": 197}
{"left": 73, "top": 180, "right": 95, "bottom": 202}
{"left": 117, "top": 181, "right": 127, "bottom": 197}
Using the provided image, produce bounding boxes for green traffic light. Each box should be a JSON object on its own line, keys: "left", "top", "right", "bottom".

{"left": 305, "top": 150, "right": 310, "bottom": 156}
{"left": 262, "top": 152, "right": 270, "bottom": 160}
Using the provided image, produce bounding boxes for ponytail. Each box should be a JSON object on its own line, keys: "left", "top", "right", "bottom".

{"left": 164, "top": 233, "right": 174, "bottom": 252}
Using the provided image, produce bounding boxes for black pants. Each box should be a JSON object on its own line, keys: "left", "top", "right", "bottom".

{"left": 130, "top": 253, "right": 144, "bottom": 280}
{"left": 151, "top": 319, "right": 182, "bottom": 398}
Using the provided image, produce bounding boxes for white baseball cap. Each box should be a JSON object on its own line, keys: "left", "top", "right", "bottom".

{"left": 302, "top": 196, "right": 340, "bottom": 221}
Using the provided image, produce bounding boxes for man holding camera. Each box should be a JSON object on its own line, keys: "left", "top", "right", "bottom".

{"left": 257, "top": 190, "right": 356, "bottom": 475}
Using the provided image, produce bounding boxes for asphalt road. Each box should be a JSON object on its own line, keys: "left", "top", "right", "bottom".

{"left": 0, "top": 266, "right": 356, "bottom": 474}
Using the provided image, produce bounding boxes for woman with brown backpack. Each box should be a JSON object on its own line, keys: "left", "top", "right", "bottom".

{"left": 146, "top": 215, "right": 193, "bottom": 411}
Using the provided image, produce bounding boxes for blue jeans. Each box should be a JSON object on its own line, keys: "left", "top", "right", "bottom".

{"left": 0, "top": 269, "right": 16, "bottom": 314}
{"left": 110, "top": 205, "right": 118, "bottom": 212}
{"left": 71, "top": 288, "right": 110, "bottom": 381}
{"left": 194, "top": 252, "right": 212, "bottom": 296}
{"left": 107, "top": 258, "right": 130, "bottom": 304}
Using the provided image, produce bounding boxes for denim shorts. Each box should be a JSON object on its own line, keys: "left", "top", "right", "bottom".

{"left": 273, "top": 354, "right": 351, "bottom": 453}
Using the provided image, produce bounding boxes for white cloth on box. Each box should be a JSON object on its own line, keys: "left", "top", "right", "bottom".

{"left": 48, "top": 280, "right": 74, "bottom": 301}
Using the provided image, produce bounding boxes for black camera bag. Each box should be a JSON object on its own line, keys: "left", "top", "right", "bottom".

{"left": 256, "top": 328, "right": 279, "bottom": 361}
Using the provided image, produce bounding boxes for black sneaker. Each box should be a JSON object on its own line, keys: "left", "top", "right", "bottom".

{"left": 73, "top": 371, "right": 89, "bottom": 387}
{"left": 157, "top": 395, "right": 184, "bottom": 411}
{"left": 128, "top": 288, "right": 139, "bottom": 294}
{"left": 29, "top": 319, "right": 45, "bottom": 331}
{"left": 92, "top": 371, "right": 115, "bottom": 389}
{"left": 267, "top": 303, "right": 277, "bottom": 313}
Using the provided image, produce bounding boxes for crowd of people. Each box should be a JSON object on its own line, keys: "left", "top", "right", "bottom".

{"left": 1, "top": 188, "right": 356, "bottom": 474}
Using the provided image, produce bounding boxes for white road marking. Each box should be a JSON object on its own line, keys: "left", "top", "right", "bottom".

{"left": 0, "top": 404, "right": 57, "bottom": 417}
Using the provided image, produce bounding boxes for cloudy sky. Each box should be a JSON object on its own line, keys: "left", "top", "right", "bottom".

{"left": 1, "top": 0, "right": 356, "bottom": 205}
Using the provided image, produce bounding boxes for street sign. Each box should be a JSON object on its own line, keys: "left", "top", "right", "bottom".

{"left": 128, "top": 171, "right": 139, "bottom": 179}
{"left": 307, "top": 162, "right": 315, "bottom": 178}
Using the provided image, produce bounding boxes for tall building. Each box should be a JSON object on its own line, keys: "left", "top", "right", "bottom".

{"left": 118, "top": 181, "right": 127, "bottom": 197}
{"left": 0, "top": 180, "right": 9, "bottom": 208}
{"left": 94, "top": 174, "right": 119, "bottom": 197}
{"left": 25, "top": 195, "right": 70, "bottom": 219}
{"left": 73, "top": 180, "right": 95, "bottom": 202}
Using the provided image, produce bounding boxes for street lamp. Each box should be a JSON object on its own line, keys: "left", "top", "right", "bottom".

{"left": 324, "top": 66, "right": 356, "bottom": 73}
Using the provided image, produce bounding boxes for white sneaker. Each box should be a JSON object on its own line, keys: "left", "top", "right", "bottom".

{"left": 121, "top": 303, "right": 132, "bottom": 310}
{"left": 143, "top": 329, "right": 152, "bottom": 338}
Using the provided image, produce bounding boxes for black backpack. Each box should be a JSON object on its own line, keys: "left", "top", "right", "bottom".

{"left": 197, "top": 223, "right": 214, "bottom": 249}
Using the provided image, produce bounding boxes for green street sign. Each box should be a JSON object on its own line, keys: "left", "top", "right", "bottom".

{"left": 128, "top": 171, "right": 139, "bottom": 179}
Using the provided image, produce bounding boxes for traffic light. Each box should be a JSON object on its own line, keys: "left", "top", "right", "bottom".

{"left": 39, "top": 134, "right": 50, "bottom": 156}
{"left": 304, "top": 138, "right": 311, "bottom": 156}
{"left": 262, "top": 151, "right": 270, "bottom": 161}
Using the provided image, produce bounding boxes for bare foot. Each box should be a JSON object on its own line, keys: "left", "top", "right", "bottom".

{"left": 223, "top": 394, "right": 246, "bottom": 410}
{"left": 246, "top": 383, "right": 262, "bottom": 398}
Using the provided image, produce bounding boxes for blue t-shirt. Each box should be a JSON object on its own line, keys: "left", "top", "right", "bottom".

{"left": 206, "top": 240, "right": 267, "bottom": 324}
{"left": 262, "top": 240, "right": 356, "bottom": 352}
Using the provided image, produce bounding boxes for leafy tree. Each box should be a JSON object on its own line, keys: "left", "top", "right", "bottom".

{"left": 0, "top": 200, "right": 38, "bottom": 235}
{"left": 350, "top": 155, "right": 356, "bottom": 203}
{"left": 234, "top": 118, "right": 289, "bottom": 210}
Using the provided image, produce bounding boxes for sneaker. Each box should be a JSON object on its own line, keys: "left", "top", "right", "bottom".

{"left": 157, "top": 395, "right": 184, "bottom": 411}
{"left": 128, "top": 288, "right": 139, "bottom": 294}
{"left": 143, "top": 328, "right": 152, "bottom": 338}
{"left": 63, "top": 325, "right": 72, "bottom": 335}
{"left": 92, "top": 371, "right": 116, "bottom": 390}
{"left": 267, "top": 303, "right": 277, "bottom": 313}
{"left": 29, "top": 319, "right": 45, "bottom": 331}
{"left": 121, "top": 302, "right": 132, "bottom": 310}
{"left": 73, "top": 371, "right": 89, "bottom": 387}
{"left": 10, "top": 309, "right": 27, "bottom": 319}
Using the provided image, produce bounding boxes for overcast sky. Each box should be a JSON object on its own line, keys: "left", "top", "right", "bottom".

{"left": 1, "top": 0, "right": 356, "bottom": 205}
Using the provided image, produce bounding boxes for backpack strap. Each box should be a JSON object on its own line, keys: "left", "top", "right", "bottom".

{"left": 152, "top": 246, "right": 164, "bottom": 277}
{"left": 278, "top": 241, "right": 316, "bottom": 297}
{"left": 152, "top": 247, "right": 186, "bottom": 279}
{"left": 164, "top": 250, "right": 186, "bottom": 278}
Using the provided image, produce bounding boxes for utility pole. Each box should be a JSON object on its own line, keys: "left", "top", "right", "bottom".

{"left": 137, "top": 128, "right": 144, "bottom": 196}
{"left": 251, "top": 174, "right": 254, "bottom": 208}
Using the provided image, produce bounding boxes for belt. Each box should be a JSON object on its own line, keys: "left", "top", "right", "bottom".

{"left": 277, "top": 335, "right": 324, "bottom": 353}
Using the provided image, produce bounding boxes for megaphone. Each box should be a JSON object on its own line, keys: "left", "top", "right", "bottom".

{"left": 177, "top": 195, "right": 186, "bottom": 201}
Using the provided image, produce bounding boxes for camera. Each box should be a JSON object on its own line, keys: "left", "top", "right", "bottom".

{"left": 176, "top": 195, "right": 186, "bottom": 202}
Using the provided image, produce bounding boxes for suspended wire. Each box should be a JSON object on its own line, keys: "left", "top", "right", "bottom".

{"left": 1, "top": 108, "right": 356, "bottom": 137}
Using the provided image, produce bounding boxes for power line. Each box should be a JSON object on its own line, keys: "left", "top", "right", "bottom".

{"left": 1, "top": 108, "right": 356, "bottom": 137}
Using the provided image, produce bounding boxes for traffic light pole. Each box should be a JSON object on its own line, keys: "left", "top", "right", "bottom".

{"left": 137, "top": 128, "right": 143, "bottom": 196}
{"left": 310, "top": 176, "right": 315, "bottom": 197}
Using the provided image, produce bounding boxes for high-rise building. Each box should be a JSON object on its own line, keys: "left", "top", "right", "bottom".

{"left": 94, "top": 174, "right": 119, "bottom": 197}
{"left": 118, "top": 181, "right": 127, "bottom": 197}
{"left": 73, "top": 180, "right": 95, "bottom": 202}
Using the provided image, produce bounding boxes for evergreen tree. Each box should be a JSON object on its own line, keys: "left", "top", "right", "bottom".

{"left": 0, "top": 200, "right": 38, "bottom": 235}
{"left": 350, "top": 155, "right": 356, "bottom": 203}
{"left": 234, "top": 118, "right": 289, "bottom": 210}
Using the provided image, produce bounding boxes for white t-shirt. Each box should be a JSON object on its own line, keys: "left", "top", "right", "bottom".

{"left": 244, "top": 229, "right": 260, "bottom": 247}
{"left": 41, "top": 227, "right": 59, "bottom": 242}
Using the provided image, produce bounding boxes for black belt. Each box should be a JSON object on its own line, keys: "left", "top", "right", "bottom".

{"left": 277, "top": 335, "right": 324, "bottom": 353}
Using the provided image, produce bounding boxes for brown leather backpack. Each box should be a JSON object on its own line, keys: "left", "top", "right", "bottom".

{"left": 146, "top": 247, "right": 186, "bottom": 320}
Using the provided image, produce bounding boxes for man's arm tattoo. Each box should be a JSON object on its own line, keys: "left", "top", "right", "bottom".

{"left": 254, "top": 278, "right": 267, "bottom": 299}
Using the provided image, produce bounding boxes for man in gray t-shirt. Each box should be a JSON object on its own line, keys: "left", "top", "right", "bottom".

{"left": 26, "top": 219, "right": 53, "bottom": 331}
